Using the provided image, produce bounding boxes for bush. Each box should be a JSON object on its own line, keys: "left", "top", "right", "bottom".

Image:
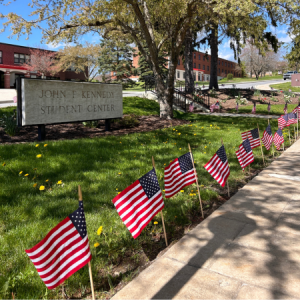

{"left": 0, "top": 110, "right": 19, "bottom": 136}
{"left": 116, "top": 114, "right": 140, "bottom": 128}
{"left": 82, "top": 120, "right": 98, "bottom": 128}
{"left": 227, "top": 73, "right": 233, "bottom": 80}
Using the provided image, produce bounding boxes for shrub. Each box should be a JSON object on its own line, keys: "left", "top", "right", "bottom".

{"left": 227, "top": 73, "right": 233, "bottom": 80}
{"left": 0, "top": 110, "right": 19, "bottom": 136}
{"left": 116, "top": 114, "right": 140, "bottom": 128}
{"left": 82, "top": 120, "right": 98, "bottom": 128}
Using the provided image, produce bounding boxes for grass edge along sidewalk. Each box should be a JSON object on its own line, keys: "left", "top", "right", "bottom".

{"left": 0, "top": 97, "right": 296, "bottom": 299}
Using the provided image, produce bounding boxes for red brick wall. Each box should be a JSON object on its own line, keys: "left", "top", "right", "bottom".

{"left": 0, "top": 43, "right": 86, "bottom": 81}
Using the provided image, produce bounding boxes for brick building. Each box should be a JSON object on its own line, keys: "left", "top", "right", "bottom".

{"left": 0, "top": 43, "right": 86, "bottom": 89}
{"left": 123, "top": 49, "right": 241, "bottom": 82}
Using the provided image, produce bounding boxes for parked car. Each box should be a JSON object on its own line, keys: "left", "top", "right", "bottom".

{"left": 283, "top": 71, "right": 298, "bottom": 80}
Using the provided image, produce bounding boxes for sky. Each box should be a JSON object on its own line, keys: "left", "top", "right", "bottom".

{"left": 0, "top": 1, "right": 292, "bottom": 62}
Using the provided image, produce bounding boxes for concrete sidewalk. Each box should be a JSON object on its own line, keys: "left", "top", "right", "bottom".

{"left": 112, "top": 139, "right": 300, "bottom": 299}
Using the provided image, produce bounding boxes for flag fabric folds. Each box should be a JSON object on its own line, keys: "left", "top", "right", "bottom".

{"left": 287, "top": 112, "right": 297, "bottom": 126}
{"left": 278, "top": 114, "right": 288, "bottom": 129}
{"left": 284, "top": 102, "right": 288, "bottom": 114}
{"left": 241, "top": 128, "right": 260, "bottom": 149}
{"left": 274, "top": 128, "right": 284, "bottom": 150}
{"left": 204, "top": 145, "right": 230, "bottom": 187}
{"left": 267, "top": 102, "right": 271, "bottom": 112}
{"left": 112, "top": 168, "right": 164, "bottom": 239}
{"left": 261, "top": 124, "right": 273, "bottom": 150}
{"left": 236, "top": 139, "right": 254, "bottom": 171}
{"left": 164, "top": 152, "right": 196, "bottom": 198}
{"left": 25, "top": 201, "right": 91, "bottom": 290}
{"left": 292, "top": 105, "right": 300, "bottom": 118}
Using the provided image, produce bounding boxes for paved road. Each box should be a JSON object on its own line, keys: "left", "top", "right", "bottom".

{"left": 112, "top": 138, "right": 300, "bottom": 299}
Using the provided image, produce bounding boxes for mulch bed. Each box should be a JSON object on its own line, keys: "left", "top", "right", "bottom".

{"left": 206, "top": 89, "right": 299, "bottom": 112}
{"left": 0, "top": 115, "right": 189, "bottom": 144}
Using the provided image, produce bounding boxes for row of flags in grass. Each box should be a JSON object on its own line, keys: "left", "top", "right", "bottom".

{"left": 25, "top": 107, "right": 299, "bottom": 292}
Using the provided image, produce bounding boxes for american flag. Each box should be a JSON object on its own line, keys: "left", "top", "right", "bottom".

{"left": 287, "top": 112, "right": 297, "bottom": 126}
{"left": 112, "top": 168, "right": 164, "bottom": 239}
{"left": 241, "top": 128, "right": 260, "bottom": 149}
{"left": 261, "top": 124, "right": 273, "bottom": 150}
{"left": 292, "top": 104, "right": 300, "bottom": 117}
{"left": 236, "top": 103, "right": 239, "bottom": 112}
{"left": 164, "top": 152, "right": 196, "bottom": 198}
{"left": 251, "top": 102, "right": 256, "bottom": 114}
{"left": 278, "top": 114, "right": 288, "bottom": 129}
{"left": 267, "top": 102, "right": 271, "bottom": 112}
{"left": 215, "top": 101, "right": 220, "bottom": 109}
{"left": 25, "top": 201, "right": 91, "bottom": 290}
{"left": 236, "top": 139, "right": 254, "bottom": 171}
{"left": 274, "top": 128, "right": 284, "bottom": 150}
{"left": 204, "top": 145, "right": 230, "bottom": 187}
{"left": 284, "top": 102, "right": 288, "bottom": 114}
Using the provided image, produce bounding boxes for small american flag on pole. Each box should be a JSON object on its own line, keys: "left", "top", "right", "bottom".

{"left": 112, "top": 168, "right": 164, "bottom": 239}
{"left": 241, "top": 128, "right": 260, "bottom": 149}
{"left": 164, "top": 153, "right": 196, "bottom": 198}
{"left": 274, "top": 128, "right": 284, "bottom": 150}
{"left": 236, "top": 139, "right": 254, "bottom": 171}
{"left": 204, "top": 145, "right": 230, "bottom": 187}
{"left": 261, "top": 124, "right": 273, "bottom": 150}
{"left": 278, "top": 114, "right": 288, "bottom": 129}
{"left": 292, "top": 104, "right": 300, "bottom": 118}
{"left": 284, "top": 102, "right": 288, "bottom": 114}
{"left": 251, "top": 102, "right": 256, "bottom": 114}
{"left": 287, "top": 112, "right": 297, "bottom": 126}
{"left": 25, "top": 201, "right": 91, "bottom": 289}
{"left": 267, "top": 102, "right": 271, "bottom": 112}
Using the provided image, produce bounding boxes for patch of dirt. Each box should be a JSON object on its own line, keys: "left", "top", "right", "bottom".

{"left": 207, "top": 89, "right": 299, "bottom": 112}
{"left": 0, "top": 115, "right": 189, "bottom": 144}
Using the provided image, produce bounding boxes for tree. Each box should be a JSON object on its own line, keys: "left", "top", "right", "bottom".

{"left": 285, "top": 20, "right": 300, "bottom": 72}
{"left": 22, "top": 48, "right": 57, "bottom": 78}
{"left": 240, "top": 41, "right": 280, "bottom": 79}
{"left": 54, "top": 42, "right": 101, "bottom": 81}
{"left": 98, "top": 38, "right": 135, "bottom": 82}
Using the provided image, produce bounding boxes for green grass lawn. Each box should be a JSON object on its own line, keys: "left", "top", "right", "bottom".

{"left": 229, "top": 103, "right": 299, "bottom": 115}
{"left": 270, "top": 82, "right": 300, "bottom": 93}
{"left": 0, "top": 97, "right": 294, "bottom": 298}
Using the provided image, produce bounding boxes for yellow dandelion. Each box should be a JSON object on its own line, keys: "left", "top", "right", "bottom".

{"left": 189, "top": 193, "right": 193, "bottom": 196}
{"left": 173, "top": 129, "right": 175, "bottom": 131}
{"left": 194, "top": 134, "right": 197, "bottom": 136}
{"left": 94, "top": 243, "right": 100, "bottom": 248}
{"left": 180, "top": 190, "right": 184, "bottom": 193}
{"left": 116, "top": 188, "right": 118, "bottom": 190}
{"left": 205, "top": 146, "right": 207, "bottom": 148}
{"left": 118, "top": 192, "right": 121, "bottom": 194}
{"left": 118, "top": 172, "right": 122, "bottom": 175}
{"left": 164, "top": 163, "right": 166, "bottom": 165}
{"left": 204, "top": 152, "right": 206, "bottom": 154}
{"left": 210, "top": 125, "right": 212, "bottom": 127}
{"left": 44, "top": 144, "right": 48, "bottom": 147}
{"left": 97, "top": 226, "right": 103, "bottom": 235}
{"left": 19, "top": 171, "right": 23, "bottom": 175}
{"left": 178, "top": 133, "right": 181, "bottom": 135}
{"left": 35, "top": 144, "right": 39, "bottom": 147}
{"left": 33, "top": 183, "right": 37, "bottom": 188}
{"left": 163, "top": 190, "right": 165, "bottom": 192}
{"left": 2, "top": 162, "right": 5, "bottom": 166}
{"left": 200, "top": 185, "right": 204, "bottom": 187}
{"left": 120, "top": 142, "right": 122, "bottom": 144}
{"left": 36, "top": 154, "right": 42, "bottom": 158}
{"left": 154, "top": 221, "right": 158, "bottom": 225}
{"left": 24, "top": 174, "right": 29, "bottom": 177}
{"left": 39, "top": 186, "right": 45, "bottom": 191}
{"left": 179, "top": 148, "right": 181, "bottom": 150}
{"left": 45, "top": 179, "right": 49, "bottom": 182}
{"left": 57, "top": 180, "right": 62, "bottom": 185}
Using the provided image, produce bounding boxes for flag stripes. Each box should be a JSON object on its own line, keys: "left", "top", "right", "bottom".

{"left": 164, "top": 153, "right": 196, "bottom": 198}
{"left": 25, "top": 202, "right": 91, "bottom": 289}
{"left": 241, "top": 128, "right": 260, "bottom": 149}
{"left": 236, "top": 139, "right": 254, "bottom": 171}
{"left": 204, "top": 145, "right": 230, "bottom": 187}
{"left": 261, "top": 124, "right": 273, "bottom": 150}
{"left": 274, "top": 128, "right": 284, "bottom": 150}
{"left": 112, "top": 169, "right": 164, "bottom": 239}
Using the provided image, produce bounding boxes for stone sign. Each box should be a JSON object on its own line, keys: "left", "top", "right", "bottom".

{"left": 18, "top": 79, "right": 123, "bottom": 126}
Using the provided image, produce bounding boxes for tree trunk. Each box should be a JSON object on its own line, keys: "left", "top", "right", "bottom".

{"left": 209, "top": 25, "right": 219, "bottom": 90}
{"left": 184, "top": 28, "right": 194, "bottom": 94}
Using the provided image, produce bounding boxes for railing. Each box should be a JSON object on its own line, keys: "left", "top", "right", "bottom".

{"left": 144, "top": 75, "right": 210, "bottom": 112}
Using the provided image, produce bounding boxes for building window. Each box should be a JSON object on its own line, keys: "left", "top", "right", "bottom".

{"left": 198, "top": 73, "right": 201, "bottom": 81}
{"left": 203, "top": 64, "right": 205, "bottom": 70}
{"left": 225, "top": 62, "right": 227, "bottom": 67}
{"left": 207, "top": 66, "right": 209, "bottom": 71}
{"left": 218, "top": 60, "right": 220, "bottom": 65}
{"left": 178, "top": 59, "right": 180, "bottom": 65}
{"left": 198, "top": 54, "right": 200, "bottom": 60}
{"left": 183, "top": 72, "right": 185, "bottom": 78}
{"left": 177, "top": 71, "right": 180, "bottom": 79}
{"left": 194, "top": 62, "right": 196, "bottom": 68}
{"left": 222, "top": 69, "right": 223, "bottom": 73}
{"left": 231, "top": 63, "right": 233, "bottom": 68}
{"left": 203, "top": 56, "right": 205, "bottom": 61}
{"left": 193, "top": 72, "right": 196, "bottom": 80}
{"left": 219, "top": 68, "right": 220, "bottom": 74}
{"left": 222, "top": 61, "right": 224, "bottom": 66}
{"left": 225, "top": 70, "right": 227, "bottom": 74}
{"left": 14, "top": 53, "right": 30, "bottom": 64}
{"left": 0, "top": 51, "right": 2, "bottom": 64}
{"left": 194, "top": 53, "right": 196, "bottom": 59}
{"left": 198, "top": 64, "right": 200, "bottom": 69}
